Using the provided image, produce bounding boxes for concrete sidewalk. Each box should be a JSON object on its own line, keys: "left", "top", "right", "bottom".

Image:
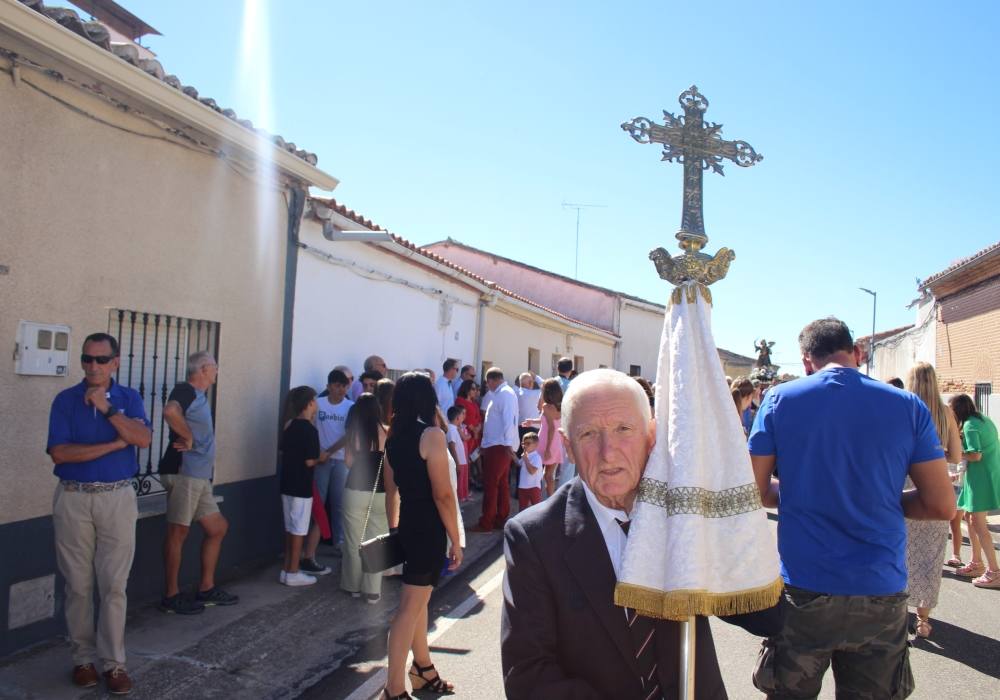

{"left": 0, "top": 494, "right": 506, "bottom": 700}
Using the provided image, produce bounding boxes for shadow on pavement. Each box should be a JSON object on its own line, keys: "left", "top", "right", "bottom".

{"left": 911, "top": 617, "right": 1000, "bottom": 679}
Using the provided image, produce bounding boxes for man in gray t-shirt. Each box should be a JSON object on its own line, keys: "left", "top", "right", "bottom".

{"left": 159, "top": 352, "right": 238, "bottom": 614}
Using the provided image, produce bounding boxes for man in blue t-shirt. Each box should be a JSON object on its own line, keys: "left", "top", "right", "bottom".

{"left": 47, "top": 333, "right": 151, "bottom": 694}
{"left": 748, "top": 317, "right": 954, "bottom": 699}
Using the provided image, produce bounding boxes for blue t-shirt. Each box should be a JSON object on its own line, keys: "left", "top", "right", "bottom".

{"left": 47, "top": 379, "right": 150, "bottom": 483}
{"left": 748, "top": 367, "right": 943, "bottom": 595}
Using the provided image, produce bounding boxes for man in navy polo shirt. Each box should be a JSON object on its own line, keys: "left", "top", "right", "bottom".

{"left": 749, "top": 317, "right": 954, "bottom": 699}
{"left": 47, "top": 332, "right": 151, "bottom": 695}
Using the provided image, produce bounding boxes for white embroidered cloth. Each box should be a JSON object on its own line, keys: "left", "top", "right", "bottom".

{"left": 615, "top": 282, "right": 781, "bottom": 620}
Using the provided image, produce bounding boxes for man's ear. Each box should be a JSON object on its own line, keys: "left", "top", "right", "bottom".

{"left": 560, "top": 431, "right": 575, "bottom": 464}
{"left": 801, "top": 354, "right": 814, "bottom": 376}
{"left": 647, "top": 418, "right": 657, "bottom": 450}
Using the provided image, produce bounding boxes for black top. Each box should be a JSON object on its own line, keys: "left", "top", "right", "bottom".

{"left": 385, "top": 420, "right": 435, "bottom": 505}
{"left": 158, "top": 383, "right": 197, "bottom": 475}
{"left": 346, "top": 449, "right": 385, "bottom": 492}
{"left": 280, "top": 419, "right": 320, "bottom": 498}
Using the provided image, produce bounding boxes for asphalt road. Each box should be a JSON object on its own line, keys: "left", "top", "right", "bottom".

{"left": 308, "top": 529, "right": 1000, "bottom": 699}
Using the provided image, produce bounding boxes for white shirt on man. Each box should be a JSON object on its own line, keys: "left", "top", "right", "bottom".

{"left": 435, "top": 375, "right": 456, "bottom": 413}
{"left": 516, "top": 387, "right": 542, "bottom": 424}
{"left": 581, "top": 481, "right": 629, "bottom": 579}
{"left": 316, "top": 396, "right": 352, "bottom": 460}
{"left": 481, "top": 381, "right": 519, "bottom": 450}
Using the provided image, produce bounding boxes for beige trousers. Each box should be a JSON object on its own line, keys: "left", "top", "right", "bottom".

{"left": 340, "top": 487, "right": 388, "bottom": 596}
{"left": 52, "top": 483, "right": 137, "bottom": 670}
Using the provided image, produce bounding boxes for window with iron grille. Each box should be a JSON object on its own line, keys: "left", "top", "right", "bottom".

{"left": 108, "top": 310, "right": 221, "bottom": 496}
{"left": 975, "top": 383, "right": 992, "bottom": 415}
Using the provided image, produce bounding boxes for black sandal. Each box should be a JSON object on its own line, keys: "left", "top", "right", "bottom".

{"left": 408, "top": 662, "right": 455, "bottom": 694}
{"left": 382, "top": 688, "right": 411, "bottom": 699}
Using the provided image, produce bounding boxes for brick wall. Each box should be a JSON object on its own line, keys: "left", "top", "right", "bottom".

{"left": 935, "top": 299, "right": 1000, "bottom": 394}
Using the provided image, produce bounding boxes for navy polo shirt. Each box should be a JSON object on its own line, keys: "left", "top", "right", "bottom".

{"left": 47, "top": 379, "right": 150, "bottom": 483}
{"left": 748, "top": 367, "right": 944, "bottom": 595}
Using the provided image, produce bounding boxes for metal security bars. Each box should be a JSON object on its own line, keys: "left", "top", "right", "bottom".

{"left": 975, "top": 383, "right": 992, "bottom": 415}
{"left": 108, "top": 310, "right": 220, "bottom": 496}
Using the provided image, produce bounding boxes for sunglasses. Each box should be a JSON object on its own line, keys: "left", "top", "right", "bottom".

{"left": 81, "top": 354, "right": 115, "bottom": 365}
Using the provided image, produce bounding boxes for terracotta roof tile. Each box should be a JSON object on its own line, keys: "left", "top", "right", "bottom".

{"left": 920, "top": 241, "right": 1000, "bottom": 289}
{"left": 17, "top": 0, "right": 319, "bottom": 165}
{"left": 310, "top": 197, "right": 619, "bottom": 338}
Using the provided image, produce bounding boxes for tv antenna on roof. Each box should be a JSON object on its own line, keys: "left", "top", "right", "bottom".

{"left": 562, "top": 201, "right": 607, "bottom": 279}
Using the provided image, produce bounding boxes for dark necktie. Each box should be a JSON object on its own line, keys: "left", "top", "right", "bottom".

{"left": 617, "top": 518, "right": 662, "bottom": 700}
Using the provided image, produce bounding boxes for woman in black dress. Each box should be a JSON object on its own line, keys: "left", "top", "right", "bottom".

{"left": 383, "top": 372, "right": 462, "bottom": 699}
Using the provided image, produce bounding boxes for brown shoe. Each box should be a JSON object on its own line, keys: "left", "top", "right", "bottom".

{"left": 72, "top": 663, "right": 98, "bottom": 688}
{"left": 103, "top": 668, "right": 133, "bottom": 695}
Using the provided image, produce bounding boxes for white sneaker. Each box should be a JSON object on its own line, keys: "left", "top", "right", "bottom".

{"left": 279, "top": 570, "right": 287, "bottom": 584}
{"left": 284, "top": 571, "right": 317, "bottom": 587}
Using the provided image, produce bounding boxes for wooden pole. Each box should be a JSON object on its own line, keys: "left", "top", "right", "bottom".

{"left": 679, "top": 615, "right": 696, "bottom": 699}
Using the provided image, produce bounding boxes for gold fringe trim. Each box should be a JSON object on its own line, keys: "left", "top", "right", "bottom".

{"left": 614, "top": 577, "right": 784, "bottom": 622}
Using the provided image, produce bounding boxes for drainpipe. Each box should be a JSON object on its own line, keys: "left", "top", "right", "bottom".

{"left": 279, "top": 187, "right": 306, "bottom": 421}
{"left": 473, "top": 295, "right": 488, "bottom": 378}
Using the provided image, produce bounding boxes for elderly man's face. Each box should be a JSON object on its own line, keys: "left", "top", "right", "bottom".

{"left": 80, "top": 339, "right": 119, "bottom": 387}
{"left": 562, "top": 383, "right": 654, "bottom": 512}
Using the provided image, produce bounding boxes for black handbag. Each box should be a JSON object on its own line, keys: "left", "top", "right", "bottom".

{"left": 359, "top": 454, "right": 405, "bottom": 574}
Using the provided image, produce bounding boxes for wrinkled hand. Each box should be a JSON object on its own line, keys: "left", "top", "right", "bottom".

{"left": 84, "top": 386, "right": 110, "bottom": 412}
{"left": 508, "top": 448, "right": 518, "bottom": 463}
{"left": 447, "top": 543, "right": 463, "bottom": 571}
{"left": 173, "top": 436, "right": 193, "bottom": 452}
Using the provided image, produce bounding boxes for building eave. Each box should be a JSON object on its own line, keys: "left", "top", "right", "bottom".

{"left": 0, "top": 0, "right": 338, "bottom": 190}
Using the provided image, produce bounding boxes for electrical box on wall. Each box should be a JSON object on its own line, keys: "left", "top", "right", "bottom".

{"left": 15, "top": 321, "right": 70, "bottom": 376}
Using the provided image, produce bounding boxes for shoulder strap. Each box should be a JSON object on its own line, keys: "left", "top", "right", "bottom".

{"left": 360, "top": 452, "right": 385, "bottom": 541}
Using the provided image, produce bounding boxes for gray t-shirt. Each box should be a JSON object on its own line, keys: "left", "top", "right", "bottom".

{"left": 159, "top": 382, "right": 216, "bottom": 480}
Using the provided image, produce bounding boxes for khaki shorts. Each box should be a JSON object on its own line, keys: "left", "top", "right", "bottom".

{"left": 162, "top": 474, "right": 219, "bottom": 525}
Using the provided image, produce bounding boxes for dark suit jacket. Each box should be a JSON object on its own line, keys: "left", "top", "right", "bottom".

{"left": 501, "top": 480, "right": 729, "bottom": 699}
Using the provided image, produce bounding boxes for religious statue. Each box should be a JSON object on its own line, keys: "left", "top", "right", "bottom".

{"left": 754, "top": 339, "right": 776, "bottom": 368}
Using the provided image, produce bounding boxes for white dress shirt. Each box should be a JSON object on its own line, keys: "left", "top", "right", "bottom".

{"left": 581, "top": 481, "right": 630, "bottom": 580}
{"left": 481, "top": 381, "right": 520, "bottom": 450}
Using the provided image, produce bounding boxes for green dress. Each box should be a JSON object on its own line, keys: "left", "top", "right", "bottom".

{"left": 957, "top": 414, "right": 1000, "bottom": 512}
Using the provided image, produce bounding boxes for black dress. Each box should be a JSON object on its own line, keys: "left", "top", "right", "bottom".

{"left": 386, "top": 419, "right": 447, "bottom": 587}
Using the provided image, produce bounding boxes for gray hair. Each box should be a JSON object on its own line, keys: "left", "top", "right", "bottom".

{"left": 561, "top": 368, "right": 651, "bottom": 438}
{"left": 334, "top": 364, "right": 353, "bottom": 378}
{"left": 186, "top": 351, "right": 216, "bottom": 377}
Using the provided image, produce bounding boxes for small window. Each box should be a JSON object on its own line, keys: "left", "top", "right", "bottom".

{"left": 528, "top": 348, "right": 540, "bottom": 375}
{"left": 975, "top": 383, "right": 993, "bottom": 414}
{"left": 574, "top": 355, "right": 585, "bottom": 373}
{"left": 54, "top": 332, "right": 69, "bottom": 351}
{"left": 36, "top": 329, "right": 52, "bottom": 350}
{"left": 551, "top": 354, "right": 562, "bottom": 377}
{"left": 629, "top": 364, "right": 642, "bottom": 377}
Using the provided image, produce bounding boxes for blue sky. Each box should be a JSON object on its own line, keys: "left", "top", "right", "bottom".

{"left": 122, "top": 1, "right": 998, "bottom": 371}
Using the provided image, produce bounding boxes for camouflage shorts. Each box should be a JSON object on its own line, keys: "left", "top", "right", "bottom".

{"left": 752, "top": 585, "right": 914, "bottom": 699}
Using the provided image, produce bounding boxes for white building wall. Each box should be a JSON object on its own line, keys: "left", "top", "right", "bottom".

{"left": 481, "top": 303, "right": 615, "bottom": 379}
{"left": 618, "top": 303, "right": 665, "bottom": 381}
{"left": 292, "top": 221, "right": 479, "bottom": 389}
{"left": 872, "top": 298, "right": 937, "bottom": 381}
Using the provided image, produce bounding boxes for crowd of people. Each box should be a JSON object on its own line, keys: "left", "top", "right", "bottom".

{"left": 44, "top": 326, "right": 1000, "bottom": 698}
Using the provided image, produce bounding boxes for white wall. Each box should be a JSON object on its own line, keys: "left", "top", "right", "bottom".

{"left": 481, "top": 303, "right": 615, "bottom": 380}
{"left": 618, "top": 302, "right": 665, "bottom": 381}
{"left": 291, "top": 220, "right": 479, "bottom": 389}
{"left": 872, "top": 298, "right": 936, "bottom": 381}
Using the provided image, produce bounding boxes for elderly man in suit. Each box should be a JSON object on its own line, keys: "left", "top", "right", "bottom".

{"left": 502, "top": 368, "right": 770, "bottom": 699}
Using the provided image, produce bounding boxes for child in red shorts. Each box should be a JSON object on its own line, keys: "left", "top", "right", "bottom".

{"left": 518, "top": 432, "right": 543, "bottom": 510}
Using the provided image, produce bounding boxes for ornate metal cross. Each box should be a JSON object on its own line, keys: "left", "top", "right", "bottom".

{"left": 622, "top": 86, "right": 762, "bottom": 298}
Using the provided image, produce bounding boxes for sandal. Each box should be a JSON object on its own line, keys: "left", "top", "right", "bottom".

{"left": 915, "top": 616, "right": 932, "bottom": 638}
{"left": 945, "top": 556, "right": 964, "bottom": 568}
{"left": 382, "top": 688, "right": 412, "bottom": 700}
{"left": 956, "top": 562, "right": 986, "bottom": 577}
{"left": 409, "top": 662, "right": 455, "bottom": 695}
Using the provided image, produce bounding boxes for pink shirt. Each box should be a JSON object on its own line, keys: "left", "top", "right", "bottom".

{"left": 537, "top": 413, "right": 563, "bottom": 465}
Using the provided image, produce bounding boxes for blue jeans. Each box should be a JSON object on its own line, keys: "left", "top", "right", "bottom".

{"left": 314, "top": 458, "right": 348, "bottom": 544}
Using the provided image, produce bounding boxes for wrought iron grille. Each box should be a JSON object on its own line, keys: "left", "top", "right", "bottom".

{"left": 975, "top": 383, "right": 992, "bottom": 415}
{"left": 108, "top": 310, "right": 220, "bottom": 496}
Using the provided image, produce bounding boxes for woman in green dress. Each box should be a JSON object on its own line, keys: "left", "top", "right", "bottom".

{"left": 950, "top": 394, "right": 1000, "bottom": 588}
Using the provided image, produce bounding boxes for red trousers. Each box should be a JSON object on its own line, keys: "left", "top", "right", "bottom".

{"left": 518, "top": 487, "right": 542, "bottom": 511}
{"left": 478, "top": 445, "right": 512, "bottom": 529}
{"left": 457, "top": 463, "right": 469, "bottom": 500}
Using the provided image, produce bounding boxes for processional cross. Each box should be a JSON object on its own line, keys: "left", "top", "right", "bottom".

{"left": 621, "top": 86, "right": 762, "bottom": 298}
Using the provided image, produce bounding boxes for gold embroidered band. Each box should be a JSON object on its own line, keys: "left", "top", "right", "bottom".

{"left": 637, "top": 478, "right": 762, "bottom": 518}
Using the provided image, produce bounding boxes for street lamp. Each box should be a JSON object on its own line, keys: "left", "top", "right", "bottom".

{"left": 859, "top": 287, "right": 876, "bottom": 376}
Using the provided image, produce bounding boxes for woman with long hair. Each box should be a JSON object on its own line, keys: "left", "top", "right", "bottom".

{"left": 382, "top": 373, "right": 462, "bottom": 699}
{"left": 521, "top": 378, "right": 564, "bottom": 498}
{"left": 340, "top": 393, "right": 389, "bottom": 603}
{"left": 904, "top": 363, "right": 963, "bottom": 637}
{"left": 950, "top": 393, "right": 1000, "bottom": 588}
{"left": 455, "top": 379, "right": 482, "bottom": 488}
{"left": 375, "top": 378, "right": 395, "bottom": 424}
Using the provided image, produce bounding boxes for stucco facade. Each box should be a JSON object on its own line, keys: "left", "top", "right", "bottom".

{"left": 0, "top": 6, "right": 335, "bottom": 655}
